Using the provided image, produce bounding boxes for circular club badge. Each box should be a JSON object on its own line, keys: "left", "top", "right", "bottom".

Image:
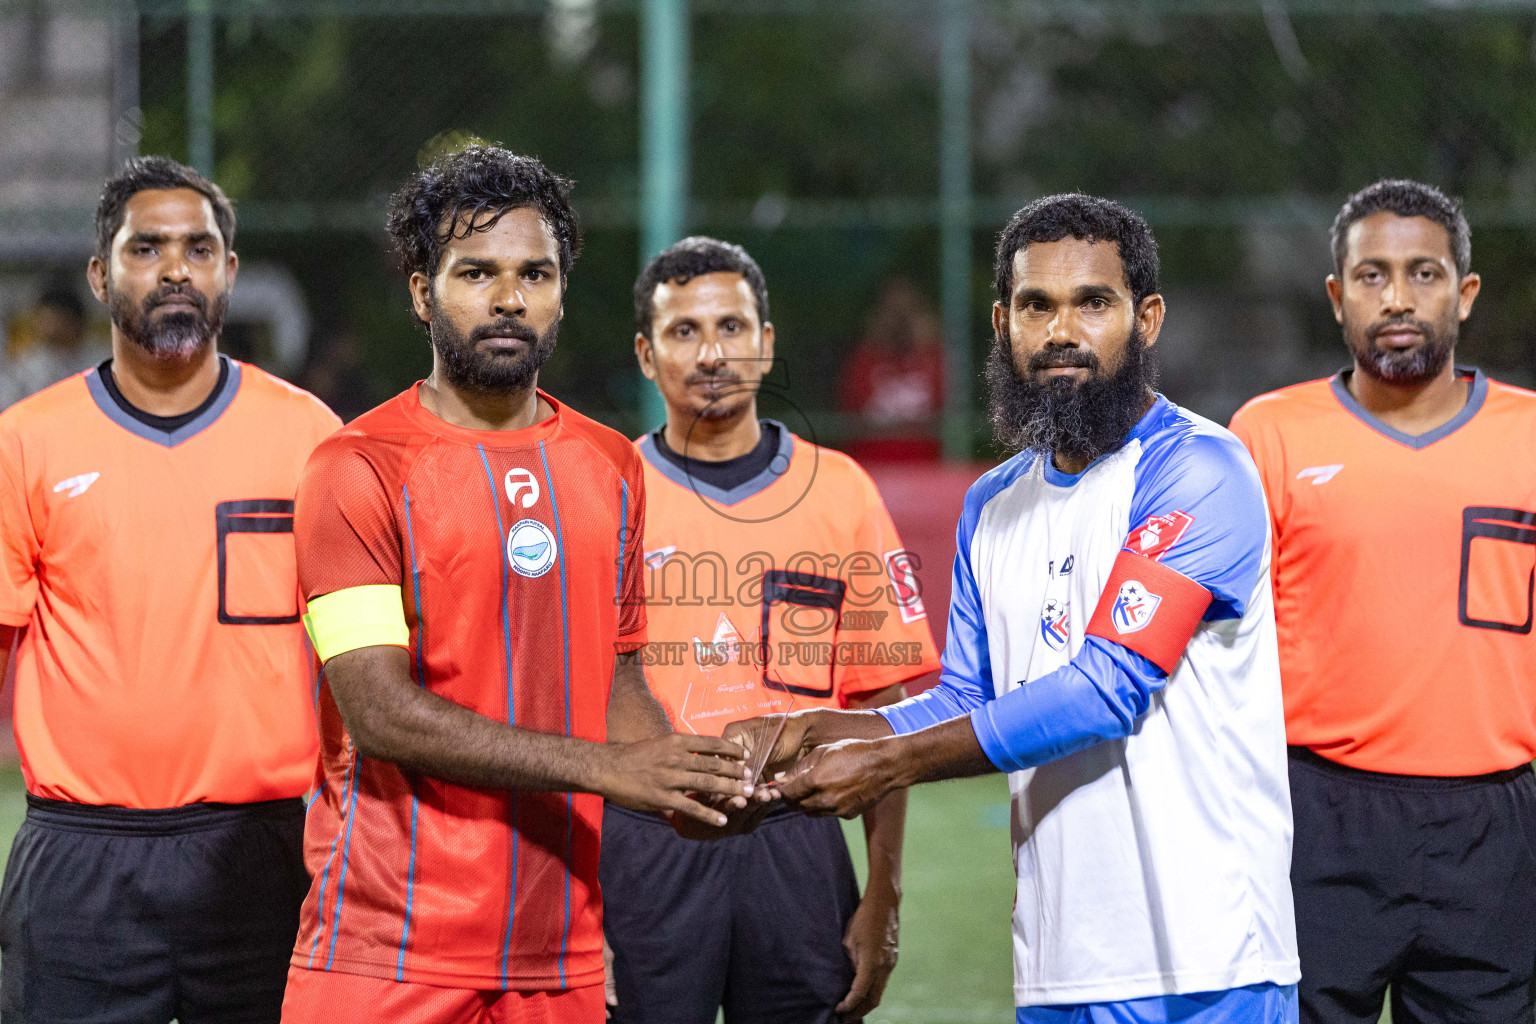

{"left": 506, "top": 518, "right": 558, "bottom": 578}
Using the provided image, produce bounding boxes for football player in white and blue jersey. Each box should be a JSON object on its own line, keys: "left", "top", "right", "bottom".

{"left": 727, "top": 194, "right": 1299, "bottom": 1024}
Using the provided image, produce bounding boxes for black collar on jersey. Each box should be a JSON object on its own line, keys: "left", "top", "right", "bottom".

{"left": 86, "top": 354, "right": 241, "bottom": 448}
{"left": 98, "top": 357, "right": 228, "bottom": 432}
{"left": 1330, "top": 365, "right": 1487, "bottom": 450}
{"left": 640, "top": 419, "right": 794, "bottom": 506}
{"left": 652, "top": 420, "right": 780, "bottom": 491}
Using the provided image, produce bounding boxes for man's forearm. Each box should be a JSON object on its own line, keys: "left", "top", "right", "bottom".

{"left": 330, "top": 646, "right": 616, "bottom": 794}
{"left": 802, "top": 706, "right": 896, "bottom": 748}
{"left": 848, "top": 684, "right": 907, "bottom": 906}
{"left": 860, "top": 787, "right": 905, "bottom": 905}
{"left": 354, "top": 680, "right": 615, "bottom": 792}
{"left": 882, "top": 714, "right": 997, "bottom": 788}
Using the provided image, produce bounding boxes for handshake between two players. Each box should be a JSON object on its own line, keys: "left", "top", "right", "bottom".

{"left": 604, "top": 706, "right": 913, "bottom": 834}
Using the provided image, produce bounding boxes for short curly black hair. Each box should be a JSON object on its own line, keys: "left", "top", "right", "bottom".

{"left": 385, "top": 145, "right": 581, "bottom": 281}
{"left": 1331, "top": 179, "right": 1470, "bottom": 278}
{"left": 994, "top": 194, "right": 1159, "bottom": 307}
{"left": 95, "top": 156, "right": 235, "bottom": 263}
{"left": 634, "top": 236, "right": 769, "bottom": 339}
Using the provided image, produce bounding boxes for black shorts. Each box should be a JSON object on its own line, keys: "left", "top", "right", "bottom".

{"left": 0, "top": 795, "right": 310, "bottom": 1024}
{"left": 599, "top": 804, "right": 860, "bottom": 1024}
{"left": 1288, "top": 747, "right": 1536, "bottom": 1024}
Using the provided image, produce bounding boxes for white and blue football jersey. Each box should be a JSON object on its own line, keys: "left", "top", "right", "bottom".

{"left": 882, "top": 395, "right": 1299, "bottom": 1007}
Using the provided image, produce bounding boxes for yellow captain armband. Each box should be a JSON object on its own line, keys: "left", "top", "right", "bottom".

{"left": 303, "top": 585, "right": 410, "bottom": 663}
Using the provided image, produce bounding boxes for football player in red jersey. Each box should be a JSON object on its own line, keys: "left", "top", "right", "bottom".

{"left": 281, "top": 146, "right": 754, "bottom": 1024}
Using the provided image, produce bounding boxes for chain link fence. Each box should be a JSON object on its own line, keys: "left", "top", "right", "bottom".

{"left": 4, "top": 0, "right": 1536, "bottom": 443}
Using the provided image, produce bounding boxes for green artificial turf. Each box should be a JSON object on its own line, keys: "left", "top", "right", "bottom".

{"left": 841, "top": 774, "right": 1017, "bottom": 1024}
{"left": 0, "top": 766, "right": 23, "bottom": 875}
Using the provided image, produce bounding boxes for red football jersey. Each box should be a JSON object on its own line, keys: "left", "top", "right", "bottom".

{"left": 291, "top": 385, "right": 646, "bottom": 991}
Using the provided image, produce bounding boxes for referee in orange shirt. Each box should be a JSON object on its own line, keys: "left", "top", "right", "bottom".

{"left": 602, "top": 238, "right": 940, "bottom": 1024}
{"left": 1232, "top": 180, "right": 1536, "bottom": 1024}
{"left": 0, "top": 157, "right": 339, "bottom": 1022}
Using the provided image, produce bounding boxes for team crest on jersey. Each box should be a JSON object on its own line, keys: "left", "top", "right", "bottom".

{"left": 507, "top": 519, "right": 558, "bottom": 578}
{"left": 1040, "top": 599, "right": 1070, "bottom": 651}
{"left": 1110, "top": 581, "right": 1161, "bottom": 634}
{"left": 1124, "top": 510, "right": 1194, "bottom": 562}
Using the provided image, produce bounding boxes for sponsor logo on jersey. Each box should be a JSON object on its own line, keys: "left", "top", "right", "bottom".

{"left": 883, "top": 548, "right": 927, "bottom": 623}
{"left": 504, "top": 468, "right": 540, "bottom": 508}
{"left": 507, "top": 518, "right": 558, "bottom": 578}
{"left": 1110, "top": 580, "right": 1161, "bottom": 634}
{"left": 1040, "top": 598, "right": 1070, "bottom": 651}
{"left": 643, "top": 545, "right": 677, "bottom": 571}
{"left": 1124, "top": 510, "right": 1194, "bottom": 561}
{"left": 1296, "top": 464, "right": 1344, "bottom": 486}
{"left": 52, "top": 472, "right": 100, "bottom": 498}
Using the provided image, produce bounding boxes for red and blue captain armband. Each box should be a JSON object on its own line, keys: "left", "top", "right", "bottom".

{"left": 1084, "top": 550, "right": 1212, "bottom": 675}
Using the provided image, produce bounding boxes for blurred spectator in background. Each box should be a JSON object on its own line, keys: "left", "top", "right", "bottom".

{"left": 0, "top": 281, "right": 108, "bottom": 410}
{"left": 838, "top": 278, "right": 945, "bottom": 463}
{"left": 298, "top": 328, "right": 381, "bottom": 422}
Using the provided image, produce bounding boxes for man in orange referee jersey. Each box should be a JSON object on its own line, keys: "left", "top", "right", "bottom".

{"left": 1232, "top": 179, "right": 1536, "bottom": 1024}
{"left": 601, "top": 237, "right": 940, "bottom": 1024}
{"left": 280, "top": 148, "right": 755, "bottom": 1024}
{"left": 0, "top": 157, "right": 340, "bottom": 1022}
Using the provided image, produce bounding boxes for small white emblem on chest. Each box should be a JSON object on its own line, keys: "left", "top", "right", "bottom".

{"left": 53, "top": 473, "right": 100, "bottom": 498}
{"left": 505, "top": 468, "right": 541, "bottom": 508}
{"left": 1296, "top": 464, "right": 1344, "bottom": 486}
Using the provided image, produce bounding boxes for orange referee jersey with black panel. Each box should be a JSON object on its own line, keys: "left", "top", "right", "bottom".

{"left": 1231, "top": 367, "right": 1536, "bottom": 776}
{"left": 636, "top": 421, "right": 940, "bottom": 736}
{"left": 0, "top": 357, "right": 340, "bottom": 808}
{"left": 290, "top": 386, "right": 646, "bottom": 992}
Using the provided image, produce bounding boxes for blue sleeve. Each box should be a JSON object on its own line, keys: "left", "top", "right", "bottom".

{"left": 881, "top": 425, "right": 1263, "bottom": 770}
{"left": 1126, "top": 424, "right": 1269, "bottom": 620}
{"left": 969, "top": 635, "right": 1166, "bottom": 772}
{"left": 878, "top": 465, "right": 1003, "bottom": 736}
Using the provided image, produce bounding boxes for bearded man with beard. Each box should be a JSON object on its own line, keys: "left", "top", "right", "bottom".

{"left": 1232, "top": 180, "right": 1536, "bottom": 1024}
{"left": 0, "top": 157, "right": 341, "bottom": 1022}
{"left": 726, "top": 194, "right": 1299, "bottom": 1024}
{"left": 282, "top": 148, "right": 755, "bottom": 1024}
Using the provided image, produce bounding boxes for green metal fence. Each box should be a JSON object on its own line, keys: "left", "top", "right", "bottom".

{"left": 7, "top": 0, "right": 1536, "bottom": 443}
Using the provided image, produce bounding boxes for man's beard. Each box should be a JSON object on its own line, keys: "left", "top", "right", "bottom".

{"left": 428, "top": 306, "right": 558, "bottom": 394}
{"left": 109, "top": 282, "right": 226, "bottom": 358}
{"left": 1345, "top": 312, "right": 1456, "bottom": 386}
{"left": 985, "top": 326, "right": 1157, "bottom": 462}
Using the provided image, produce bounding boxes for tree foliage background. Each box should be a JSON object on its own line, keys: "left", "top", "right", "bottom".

{"left": 132, "top": 3, "right": 1536, "bottom": 443}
